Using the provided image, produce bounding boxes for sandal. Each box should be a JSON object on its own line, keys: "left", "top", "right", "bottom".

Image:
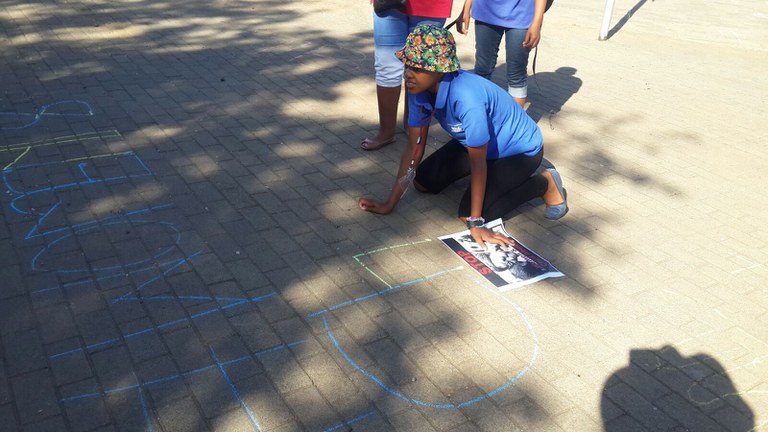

{"left": 361, "top": 137, "right": 395, "bottom": 151}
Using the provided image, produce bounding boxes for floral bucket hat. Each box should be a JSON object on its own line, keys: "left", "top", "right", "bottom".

{"left": 395, "top": 24, "right": 460, "bottom": 73}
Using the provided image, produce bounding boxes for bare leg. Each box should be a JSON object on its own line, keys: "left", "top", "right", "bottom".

{"left": 362, "top": 85, "right": 401, "bottom": 150}
{"left": 540, "top": 170, "right": 565, "bottom": 205}
{"left": 513, "top": 97, "right": 526, "bottom": 108}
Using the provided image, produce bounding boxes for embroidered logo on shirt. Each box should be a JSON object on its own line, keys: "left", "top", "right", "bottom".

{"left": 449, "top": 123, "right": 464, "bottom": 133}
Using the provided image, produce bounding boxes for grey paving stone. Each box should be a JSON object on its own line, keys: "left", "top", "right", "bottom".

{"left": 602, "top": 381, "right": 678, "bottom": 431}
{"left": 90, "top": 345, "right": 137, "bottom": 392}
{"left": 49, "top": 348, "right": 92, "bottom": 386}
{"left": 0, "top": 266, "right": 25, "bottom": 299}
{"left": 603, "top": 414, "right": 649, "bottom": 432}
{"left": 18, "top": 416, "right": 68, "bottom": 432}
{"left": 657, "top": 392, "right": 728, "bottom": 432}
{"left": 710, "top": 404, "right": 755, "bottom": 432}
{"left": 3, "top": 330, "right": 47, "bottom": 376}
{"left": 237, "top": 373, "right": 295, "bottom": 431}
{"left": 186, "top": 368, "right": 242, "bottom": 420}
{"left": 0, "top": 403, "right": 19, "bottom": 432}
{"left": 11, "top": 369, "right": 61, "bottom": 425}
{"left": 61, "top": 394, "right": 112, "bottom": 432}
{"left": 259, "top": 347, "right": 312, "bottom": 395}
{"left": 283, "top": 385, "right": 339, "bottom": 431}
{"left": 0, "top": 296, "right": 34, "bottom": 336}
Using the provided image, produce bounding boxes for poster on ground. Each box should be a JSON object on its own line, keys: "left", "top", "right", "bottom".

{"left": 439, "top": 218, "right": 564, "bottom": 291}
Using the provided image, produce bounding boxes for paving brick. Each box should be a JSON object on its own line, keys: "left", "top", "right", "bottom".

{"left": 603, "top": 414, "right": 649, "bottom": 432}
{"left": 602, "top": 380, "right": 677, "bottom": 431}
{"left": 0, "top": 404, "right": 19, "bottom": 432}
{"left": 18, "top": 416, "right": 69, "bottom": 432}
{"left": 237, "top": 373, "right": 294, "bottom": 431}
{"left": 61, "top": 393, "right": 112, "bottom": 432}
{"left": 12, "top": 369, "right": 61, "bottom": 425}
{"left": 259, "top": 347, "right": 312, "bottom": 395}
{"left": 283, "top": 385, "right": 340, "bottom": 430}
{"left": 3, "top": 330, "right": 47, "bottom": 376}
{"left": 0, "top": 266, "right": 25, "bottom": 299}
{"left": 389, "top": 407, "right": 437, "bottom": 432}
{"left": 0, "top": 296, "right": 34, "bottom": 336}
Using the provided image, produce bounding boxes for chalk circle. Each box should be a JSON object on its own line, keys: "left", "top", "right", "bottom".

{"left": 31, "top": 219, "right": 181, "bottom": 275}
{"left": 319, "top": 271, "right": 539, "bottom": 409}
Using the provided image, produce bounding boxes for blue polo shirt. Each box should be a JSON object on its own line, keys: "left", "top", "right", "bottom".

{"left": 408, "top": 70, "right": 542, "bottom": 159}
{"left": 472, "top": 0, "right": 535, "bottom": 29}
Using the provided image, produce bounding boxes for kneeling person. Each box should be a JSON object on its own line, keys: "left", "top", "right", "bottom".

{"left": 358, "top": 24, "right": 568, "bottom": 249}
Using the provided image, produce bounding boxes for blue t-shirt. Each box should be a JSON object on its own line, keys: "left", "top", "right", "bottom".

{"left": 472, "top": 0, "right": 534, "bottom": 29}
{"left": 408, "top": 70, "right": 542, "bottom": 159}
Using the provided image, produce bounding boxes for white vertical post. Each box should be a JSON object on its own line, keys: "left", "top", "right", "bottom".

{"left": 599, "top": 0, "right": 616, "bottom": 40}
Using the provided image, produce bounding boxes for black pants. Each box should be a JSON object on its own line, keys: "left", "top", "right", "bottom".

{"left": 415, "top": 139, "right": 547, "bottom": 220}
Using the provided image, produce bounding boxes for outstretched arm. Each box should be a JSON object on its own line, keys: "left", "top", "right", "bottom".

{"left": 358, "top": 125, "right": 429, "bottom": 214}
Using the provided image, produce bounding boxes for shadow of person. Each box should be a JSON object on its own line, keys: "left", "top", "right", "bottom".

{"left": 525, "top": 66, "right": 582, "bottom": 125}
{"left": 601, "top": 346, "right": 754, "bottom": 431}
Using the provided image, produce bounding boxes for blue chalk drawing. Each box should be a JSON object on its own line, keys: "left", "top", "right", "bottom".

{"left": 3, "top": 152, "right": 153, "bottom": 217}
{"left": 50, "top": 292, "right": 275, "bottom": 359}
{"left": 308, "top": 266, "right": 464, "bottom": 318}
{"left": 61, "top": 341, "right": 305, "bottom": 432}
{"left": 29, "top": 219, "right": 182, "bottom": 273}
{"left": 210, "top": 347, "right": 263, "bottom": 431}
{"left": 24, "top": 202, "right": 173, "bottom": 241}
{"left": 30, "top": 253, "right": 193, "bottom": 295}
{"left": 133, "top": 371, "right": 155, "bottom": 432}
{"left": 311, "top": 241, "right": 540, "bottom": 411}
{"left": 0, "top": 122, "right": 257, "bottom": 431}
{"left": 0, "top": 99, "right": 93, "bottom": 129}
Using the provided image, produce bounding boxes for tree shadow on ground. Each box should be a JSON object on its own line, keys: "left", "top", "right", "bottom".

{"left": 602, "top": 346, "right": 754, "bottom": 431}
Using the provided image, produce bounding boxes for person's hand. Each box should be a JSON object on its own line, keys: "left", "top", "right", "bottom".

{"left": 470, "top": 227, "right": 516, "bottom": 250}
{"left": 459, "top": 9, "right": 471, "bottom": 35}
{"left": 358, "top": 197, "right": 394, "bottom": 215}
{"left": 522, "top": 27, "right": 541, "bottom": 49}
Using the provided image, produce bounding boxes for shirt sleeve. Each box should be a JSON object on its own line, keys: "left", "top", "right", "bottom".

{"left": 460, "top": 103, "right": 491, "bottom": 148}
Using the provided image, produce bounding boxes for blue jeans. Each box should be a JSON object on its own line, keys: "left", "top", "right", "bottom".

{"left": 373, "top": 11, "right": 445, "bottom": 87}
{"left": 474, "top": 22, "right": 530, "bottom": 98}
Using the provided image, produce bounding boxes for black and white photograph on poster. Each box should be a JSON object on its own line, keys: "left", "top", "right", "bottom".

{"left": 439, "top": 218, "right": 564, "bottom": 291}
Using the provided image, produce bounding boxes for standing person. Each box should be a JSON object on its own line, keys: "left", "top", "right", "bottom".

{"left": 455, "top": 0, "right": 546, "bottom": 108}
{"left": 361, "top": 0, "right": 454, "bottom": 151}
{"left": 358, "top": 25, "right": 568, "bottom": 249}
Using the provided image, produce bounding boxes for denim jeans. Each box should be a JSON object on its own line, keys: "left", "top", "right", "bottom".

{"left": 373, "top": 10, "right": 445, "bottom": 87}
{"left": 474, "top": 21, "right": 530, "bottom": 98}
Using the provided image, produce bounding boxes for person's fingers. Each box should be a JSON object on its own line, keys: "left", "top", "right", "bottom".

{"left": 471, "top": 233, "right": 487, "bottom": 250}
{"left": 358, "top": 198, "right": 377, "bottom": 211}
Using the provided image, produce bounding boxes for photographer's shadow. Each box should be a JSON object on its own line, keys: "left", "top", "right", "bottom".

{"left": 525, "top": 66, "right": 582, "bottom": 125}
{"left": 601, "top": 346, "right": 754, "bottom": 431}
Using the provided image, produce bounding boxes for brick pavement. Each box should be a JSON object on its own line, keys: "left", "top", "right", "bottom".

{"left": 1, "top": 0, "right": 767, "bottom": 431}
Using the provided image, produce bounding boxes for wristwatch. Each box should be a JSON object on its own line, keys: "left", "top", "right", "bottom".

{"left": 466, "top": 216, "right": 485, "bottom": 229}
